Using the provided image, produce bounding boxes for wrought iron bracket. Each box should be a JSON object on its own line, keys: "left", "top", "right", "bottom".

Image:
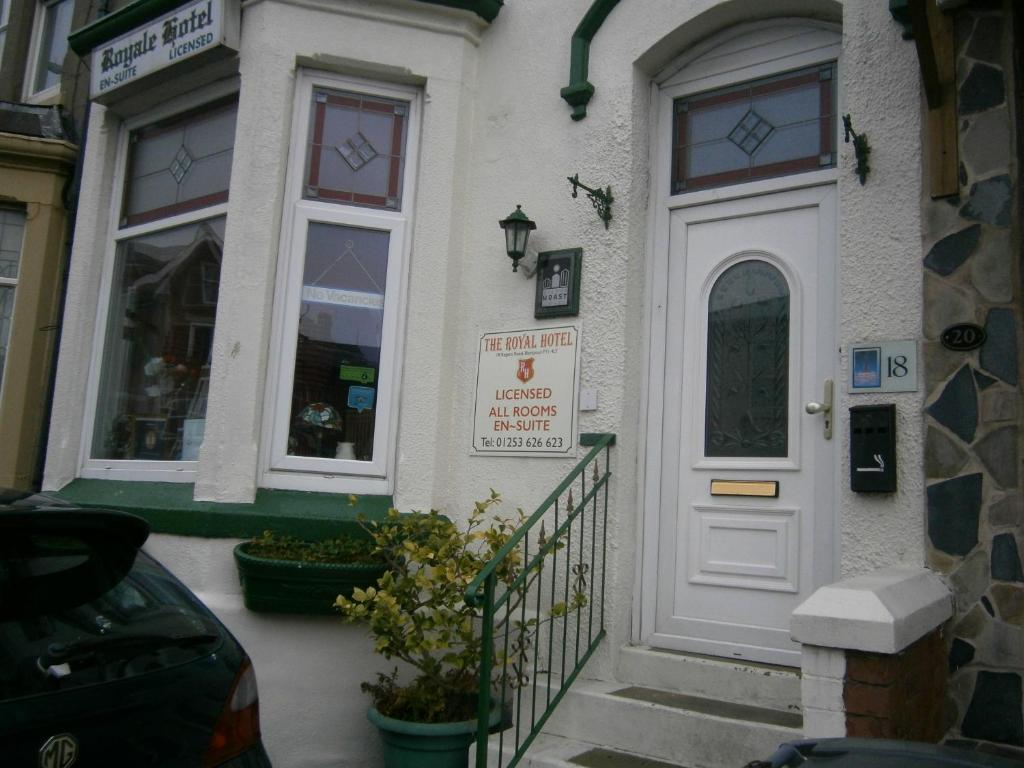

{"left": 567, "top": 173, "right": 613, "bottom": 228}
{"left": 843, "top": 114, "right": 871, "bottom": 185}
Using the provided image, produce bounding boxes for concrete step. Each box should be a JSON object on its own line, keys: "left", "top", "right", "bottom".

{"left": 485, "top": 678, "right": 802, "bottom": 768}
{"left": 481, "top": 732, "right": 690, "bottom": 768}
{"left": 615, "top": 646, "right": 802, "bottom": 715}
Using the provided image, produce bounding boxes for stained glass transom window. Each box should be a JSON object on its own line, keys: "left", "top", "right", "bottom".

{"left": 304, "top": 88, "right": 409, "bottom": 210}
{"left": 705, "top": 260, "right": 790, "bottom": 458}
{"left": 673, "top": 63, "right": 836, "bottom": 193}
{"left": 122, "top": 99, "right": 238, "bottom": 227}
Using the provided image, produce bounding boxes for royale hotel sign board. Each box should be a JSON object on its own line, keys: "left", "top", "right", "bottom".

{"left": 89, "top": 0, "right": 239, "bottom": 99}
{"left": 472, "top": 326, "right": 580, "bottom": 457}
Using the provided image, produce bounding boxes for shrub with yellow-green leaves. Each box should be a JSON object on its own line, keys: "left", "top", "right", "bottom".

{"left": 336, "top": 491, "right": 583, "bottom": 724}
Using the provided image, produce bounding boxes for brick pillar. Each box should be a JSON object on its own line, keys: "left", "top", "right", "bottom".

{"left": 844, "top": 628, "right": 947, "bottom": 740}
{"left": 792, "top": 566, "right": 953, "bottom": 740}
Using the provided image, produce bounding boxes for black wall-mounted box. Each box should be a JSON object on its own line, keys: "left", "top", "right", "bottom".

{"left": 850, "top": 404, "right": 897, "bottom": 492}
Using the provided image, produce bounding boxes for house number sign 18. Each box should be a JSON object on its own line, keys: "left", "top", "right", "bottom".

{"left": 941, "top": 323, "right": 987, "bottom": 352}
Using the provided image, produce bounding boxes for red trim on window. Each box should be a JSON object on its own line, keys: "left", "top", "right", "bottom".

{"left": 360, "top": 99, "right": 396, "bottom": 114}
{"left": 311, "top": 188, "right": 389, "bottom": 208}
{"left": 750, "top": 70, "right": 819, "bottom": 98}
{"left": 819, "top": 75, "right": 833, "bottom": 160}
{"left": 123, "top": 191, "right": 229, "bottom": 227}
{"left": 353, "top": 192, "right": 389, "bottom": 207}
{"left": 308, "top": 101, "right": 326, "bottom": 190}
{"left": 325, "top": 94, "right": 362, "bottom": 109}
{"left": 685, "top": 87, "right": 748, "bottom": 112}
{"left": 673, "top": 107, "right": 688, "bottom": 192}
{"left": 684, "top": 156, "right": 821, "bottom": 192}
{"left": 388, "top": 113, "right": 404, "bottom": 200}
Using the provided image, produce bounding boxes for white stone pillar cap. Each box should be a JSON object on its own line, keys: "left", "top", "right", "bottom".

{"left": 791, "top": 566, "right": 953, "bottom": 654}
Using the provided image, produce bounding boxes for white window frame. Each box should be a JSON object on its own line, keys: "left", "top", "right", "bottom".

{"left": 0, "top": 207, "right": 25, "bottom": 401}
{"left": 80, "top": 81, "right": 238, "bottom": 482}
{"left": 0, "top": 0, "right": 12, "bottom": 67}
{"left": 260, "top": 70, "right": 420, "bottom": 495}
{"left": 24, "top": 0, "right": 73, "bottom": 103}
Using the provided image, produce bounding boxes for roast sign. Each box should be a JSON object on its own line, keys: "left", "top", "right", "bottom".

{"left": 940, "top": 323, "right": 986, "bottom": 352}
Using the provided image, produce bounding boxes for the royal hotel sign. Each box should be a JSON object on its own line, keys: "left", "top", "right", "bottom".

{"left": 89, "top": 0, "right": 239, "bottom": 99}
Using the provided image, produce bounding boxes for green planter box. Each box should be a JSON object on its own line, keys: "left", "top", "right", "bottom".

{"left": 233, "top": 542, "right": 387, "bottom": 615}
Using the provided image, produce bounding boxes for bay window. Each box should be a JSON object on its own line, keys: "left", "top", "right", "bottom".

{"left": 263, "top": 72, "right": 419, "bottom": 491}
{"left": 84, "top": 96, "right": 237, "bottom": 476}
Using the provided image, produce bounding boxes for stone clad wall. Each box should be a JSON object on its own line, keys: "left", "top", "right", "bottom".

{"left": 921, "top": 1, "right": 1024, "bottom": 753}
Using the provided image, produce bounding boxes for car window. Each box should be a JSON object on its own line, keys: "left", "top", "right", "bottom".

{"left": 0, "top": 551, "right": 222, "bottom": 700}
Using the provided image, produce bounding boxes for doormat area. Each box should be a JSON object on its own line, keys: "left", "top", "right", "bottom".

{"left": 610, "top": 686, "right": 803, "bottom": 729}
{"left": 568, "top": 747, "right": 687, "bottom": 768}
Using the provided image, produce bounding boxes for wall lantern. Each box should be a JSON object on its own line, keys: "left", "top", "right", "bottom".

{"left": 499, "top": 204, "right": 536, "bottom": 272}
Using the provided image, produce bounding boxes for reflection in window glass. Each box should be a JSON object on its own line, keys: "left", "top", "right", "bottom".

{"left": 304, "top": 88, "right": 409, "bottom": 210}
{"left": 288, "top": 223, "right": 388, "bottom": 461}
{"left": 705, "top": 260, "right": 789, "bottom": 458}
{"left": 673, "top": 64, "right": 836, "bottom": 193}
{"left": 0, "top": 0, "right": 11, "bottom": 66}
{"left": 32, "top": 0, "right": 73, "bottom": 94}
{"left": 122, "top": 100, "right": 237, "bottom": 227}
{"left": 91, "top": 218, "right": 224, "bottom": 461}
{"left": 0, "top": 208, "right": 25, "bottom": 393}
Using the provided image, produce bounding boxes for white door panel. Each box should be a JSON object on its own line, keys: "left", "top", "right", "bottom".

{"left": 651, "top": 185, "right": 836, "bottom": 665}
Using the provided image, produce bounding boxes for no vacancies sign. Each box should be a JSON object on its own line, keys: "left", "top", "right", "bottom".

{"left": 472, "top": 326, "right": 580, "bottom": 457}
{"left": 90, "top": 0, "right": 238, "bottom": 98}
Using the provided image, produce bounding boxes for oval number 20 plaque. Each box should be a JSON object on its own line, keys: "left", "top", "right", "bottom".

{"left": 941, "top": 323, "right": 987, "bottom": 351}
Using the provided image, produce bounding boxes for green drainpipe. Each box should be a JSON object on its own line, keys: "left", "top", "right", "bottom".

{"left": 560, "top": 0, "right": 621, "bottom": 121}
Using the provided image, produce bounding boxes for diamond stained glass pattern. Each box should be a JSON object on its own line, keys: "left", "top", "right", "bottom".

{"left": 337, "top": 132, "right": 378, "bottom": 170}
{"left": 728, "top": 110, "right": 774, "bottom": 156}
{"left": 705, "top": 260, "right": 790, "bottom": 458}
{"left": 305, "top": 89, "right": 409, "bottom": 210}
{"left": 673, "top": 64, "right": 836, "bottom": 193}
{"left": 122, "top": 99, "right": 237, "bottom": 228}
{"left": 169, "top": 146, "right": 194, "bottom": 183}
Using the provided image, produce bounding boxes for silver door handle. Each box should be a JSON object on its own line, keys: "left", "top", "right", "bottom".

{"left": 805, "top": 379, "right": 833, "bottom": 439}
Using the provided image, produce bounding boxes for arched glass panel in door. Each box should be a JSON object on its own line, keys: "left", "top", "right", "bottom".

{"left": 705, "top": 260, "right": 789, "bottom": 458}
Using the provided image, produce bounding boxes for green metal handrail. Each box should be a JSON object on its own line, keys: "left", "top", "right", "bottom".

{"left": 466, "top": 433, "right": 615, "bottom": 768}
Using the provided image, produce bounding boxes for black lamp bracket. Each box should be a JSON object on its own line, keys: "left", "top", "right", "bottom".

{"left": 842, "top": 114, "right": 871, "bottom": 185}
{"left": 567, "top": 173, "right": 613, "bottom": 228}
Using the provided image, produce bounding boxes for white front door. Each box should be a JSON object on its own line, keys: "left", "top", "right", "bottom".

{"left": 648, "top": 185, "right": 836, "bottom": 666}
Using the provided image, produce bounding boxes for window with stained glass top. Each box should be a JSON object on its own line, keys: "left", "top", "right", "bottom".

{"left": 304, "top": 88, "right": 409, "bottom": 210}
{"left": 121, "top": 98, "right": 238, "bottom": 227}
{"left": 672, "top": 63, "right": 836, "bottom": 193}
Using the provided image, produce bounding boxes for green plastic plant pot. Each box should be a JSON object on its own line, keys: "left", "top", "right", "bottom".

{"left": 367, "top": 705, "right": 500, "bottom": 768}
{"left": 233, "top": 542, "right": 386, "bottom": 615}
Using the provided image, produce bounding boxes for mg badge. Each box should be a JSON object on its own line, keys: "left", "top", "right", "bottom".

{"left": 516, "top": 357, "right": 535, "bottom": 384}
{"left": 39, "top": 734, "right": 78, "bottom": 768}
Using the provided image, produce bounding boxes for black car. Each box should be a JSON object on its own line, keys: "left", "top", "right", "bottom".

{"left": 0, "top": 491, "right": 272, "bottom": 767}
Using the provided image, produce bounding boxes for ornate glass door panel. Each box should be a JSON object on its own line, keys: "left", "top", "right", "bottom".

{"left": 651, "top": 186, "right": 836, "bottom": 665}
{"left": 705, "top": 261, "right": 790, "bottom": 458}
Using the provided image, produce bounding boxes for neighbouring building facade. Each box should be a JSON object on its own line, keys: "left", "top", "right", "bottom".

{"left": 0, "top": 0, "right": 87, "bottom": 489}
{"left": 38, "top": 0, "right": 1022, "bottom": 766}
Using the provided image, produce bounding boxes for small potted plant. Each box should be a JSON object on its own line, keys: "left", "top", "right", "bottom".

{"left": 234, "top": 528, "right": 387, "bottom": 615}
{"left": 336, "top": 491, "right": 575, "bottom": 768}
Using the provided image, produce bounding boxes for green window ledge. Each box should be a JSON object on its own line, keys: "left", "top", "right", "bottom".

{"left": 51, "top": 479, "right": 393, "bottom": 540}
